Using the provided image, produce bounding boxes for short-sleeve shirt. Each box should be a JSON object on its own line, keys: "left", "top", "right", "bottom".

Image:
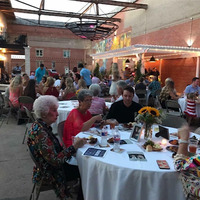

{"left": 80, "top": 68, "right": 92, "bottom": 86}
{"left": 148, "top": 80, "right": 161, "bottom": 97}
{"left": 185, "top": 84, "right": 200, "bottom": 95}
{"left": 63, "top": 109, "right": 92, "bottom": 147}
{"left": 35, "top": 67, "right": 46, "bottom": 84}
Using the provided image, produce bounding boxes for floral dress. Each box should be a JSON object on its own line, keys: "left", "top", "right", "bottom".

{"left": 174, "top": 154, "right": 200, "bottom": 199}
{"left": 27, "top": 119, "right": 78, "bottom": 200}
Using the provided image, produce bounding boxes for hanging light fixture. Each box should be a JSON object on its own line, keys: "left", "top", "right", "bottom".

{"left": 125, "top": 59, "right": 130, "bottom": 64}
{"left": 149, "top": 56, "right": 156, "bottom": 62}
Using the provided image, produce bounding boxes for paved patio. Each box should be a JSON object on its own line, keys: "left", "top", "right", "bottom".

{"left": 0, "top": 116, "right": 76, "bottom": 200}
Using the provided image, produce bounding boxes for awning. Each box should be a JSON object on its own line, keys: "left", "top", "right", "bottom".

{"left": 91, "top": 44, "right": 200, "bottom": 60}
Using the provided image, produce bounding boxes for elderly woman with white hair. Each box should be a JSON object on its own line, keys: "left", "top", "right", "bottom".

{"left": 63, "top": 89, "right": 102, "bottom": 147}
{"left": 88, "top": 84, "right": 106, "bottom": 115}
{"left": 27, "top": 95, "right": 86, "bottom": 200}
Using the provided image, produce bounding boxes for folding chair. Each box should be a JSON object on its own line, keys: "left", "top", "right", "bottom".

{"left": 22, "top": 106, "right": 36, "bottom": 144}
{"left": 18, "top": 96, "right": 34, "bottom": 124}
{"left": 165, "top": 100, "right": 183, "bottom": 117}
{"left": 28, "top": 146, "right": 54, "bottom": 200}
{"left": 57, "top": 120, "right": 65, "bottom": 146}
{"left": 135, "top": 90, "right": 147, "bottom": 106}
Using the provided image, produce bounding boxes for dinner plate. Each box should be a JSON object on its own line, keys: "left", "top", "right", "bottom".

{"left": 142, "top": 145, "right": 163, "bottom": 152}
{"left": 169, "top": 140, "right": 179, "bottom": 145}
{"left": 166, "top": 145, "right": 178, "bottom": 153}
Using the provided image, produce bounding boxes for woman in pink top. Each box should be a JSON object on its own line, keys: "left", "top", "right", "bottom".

{"left": 63, "top": 89, "right": 102, "bottom": 147}
{"left": 88, "top": 84, "right": 106, "bottom": 115}
{"left": 9, "top": 75, "right": 23, "bottom": 107}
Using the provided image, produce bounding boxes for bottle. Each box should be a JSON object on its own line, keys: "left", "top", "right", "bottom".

{"left": 113, "top": 128, "right": 120, "bottom": 152}
{"left": 101, "top": 126, "right": 108, "bottom": 147}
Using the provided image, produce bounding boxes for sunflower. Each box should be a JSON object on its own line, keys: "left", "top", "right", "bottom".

{"left": 138, "top": 107, "right": 149, "bottom": 114}
{"left": 149, "top": 107, "right": 160, "bottom": 117}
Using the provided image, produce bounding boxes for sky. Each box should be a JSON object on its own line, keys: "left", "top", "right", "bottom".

{"left": 10, "top": 0, "right": 133, "bottom": 23}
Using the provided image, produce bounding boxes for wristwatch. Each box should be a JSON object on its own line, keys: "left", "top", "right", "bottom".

{"left": 178, "top": 139, "right": 189, "bottom": 144}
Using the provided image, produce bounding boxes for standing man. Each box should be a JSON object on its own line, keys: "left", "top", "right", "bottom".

{"left": 184, "top": 77, "right": 200, "bottom": 95}
{"left": 35, "top": 64, "right": 46, "bottom": 84}
{"left": 106, "top": 86, "right": 142, "bottom": 123}
{"left": 78, "top": 63, "right": 92, "bottom": 88}
{"left": 12, "top": 64, "right": 21, "bottom": 77}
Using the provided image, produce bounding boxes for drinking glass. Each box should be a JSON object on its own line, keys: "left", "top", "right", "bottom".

{"left": 189, "top": 139, "right": 198, "bottom": 154}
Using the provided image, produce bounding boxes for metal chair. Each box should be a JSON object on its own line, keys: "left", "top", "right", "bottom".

{"left": 135, "top": 90, "right": 147, "bottom": 106}
{"left": 165, "top": 100, "right": 183, "bottom": 117}
{"left": 18, "top": 96, "right": 35, "bottom": 124}
{"left": 28, "top": 146, "right": 54, "bottom": 200}
{"left": 57, "top": 120, "right": 65, "bottom": 146}
{"left": 161, "top": 114, "right": 187, "bottom": 128}
{"left": 22, "top": 106, "right": 36, "bottom": 144}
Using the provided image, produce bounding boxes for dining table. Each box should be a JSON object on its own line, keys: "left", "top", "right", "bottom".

{"left": 75, "top": 125, "right": 193, "bottom": 200}
{"left": 51, "top": 100, "right": 112, "bottom": 133}
{"left": 178, "top": 97, "right": 200, "bottom": 117}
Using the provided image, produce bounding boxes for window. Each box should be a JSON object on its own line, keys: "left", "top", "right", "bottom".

{"left": 36, "top": 49, "right": 43, "bottom": 57}
{"left": 63, "top": 50, "right": 70, "bottom": 58}
{"left": 36, "top": 60, "right": 43, "bottom": 68}
{"left": 52, "top": 61, "right": 55, "bottom": 69}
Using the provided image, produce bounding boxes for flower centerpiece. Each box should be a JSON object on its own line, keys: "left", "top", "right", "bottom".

{"left": 135, "top": 106, "right": 164, "bottom": 140}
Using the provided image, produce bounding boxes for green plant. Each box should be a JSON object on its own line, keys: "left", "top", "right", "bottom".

{"left": 134, "top": 60, "right": 142, "bottom": 83}
{"left": 93, "top": 63, "right": 102, "bottom": 80}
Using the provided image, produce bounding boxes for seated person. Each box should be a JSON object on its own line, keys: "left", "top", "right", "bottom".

{"left": 88, "top": 84, "right": 106, "bottom": 115}
{"left": 115, "top": 80, "right": 139, "bottom": 103}
{"left": 159, "top": 78, "right": 180, "bottom": 108}
{"left": 61, "top": 77, "right": 76, "bottom": 100}
{"left": 27, "top": 95, "right": 86, "bottom": 200}
{"left": 63, "top": 89, "right": 102, "bottom": 147}
{"left": 184, "top": 77, "right": 200, "bottom": 95}
{"left": 174, "top": 125, "right": 200, "bottom": 199}
{"left": 106, "top": 86, "right": 142, "bottom": 123}
{"left": 125, "top": 76, "right": 135, "bottom": 87}
{"left": 135, "top": 77, "right": 146, "bottom": 98}
{"left": 148, "top": 75, "right": 161, "bottom": 97}
{"left": 43, "top": 77, "right": 59, "bottom": 97}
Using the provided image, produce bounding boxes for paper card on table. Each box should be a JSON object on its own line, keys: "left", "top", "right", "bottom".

{"left": 127, "top": 151, "right": 147, "bottom": 161}
{"left": 83, "top": 148, "right": 107, "bottom": 157}
{"left": 120, "top": 139, "right": 132, "bottom": 144}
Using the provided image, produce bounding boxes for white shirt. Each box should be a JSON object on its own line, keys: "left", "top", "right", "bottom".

{"left": 115, "top": 94, "right": 139, "bottom": 103}
{"left": 54, "top": 79, "right": 61, "bottom": 87}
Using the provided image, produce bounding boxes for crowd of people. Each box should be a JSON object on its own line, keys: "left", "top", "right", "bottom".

{"left": 2, "top": 62, "right": 200, "bottom": 199}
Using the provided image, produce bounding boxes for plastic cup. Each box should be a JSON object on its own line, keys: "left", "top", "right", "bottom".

{"left": 109, "top": 119, "right": 117, "bottom": 129}
{"left": 189, "top": 139, "right": 198, "bottom": 154}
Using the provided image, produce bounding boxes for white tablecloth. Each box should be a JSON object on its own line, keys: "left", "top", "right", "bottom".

{"left": 76, "top": 126, "right": 188, "bottom": 200}
{"left": 51, "top": 100, "right": 112, "bottom": 133}
{"left": 178, "top": 97, "right": 200, "bottom": 117}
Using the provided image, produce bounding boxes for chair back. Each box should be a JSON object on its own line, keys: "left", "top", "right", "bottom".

{"left": 135, "top": 90, "right": 147, "bottom": 105}
{"left": 18, "top": 96, "right": 34, "bottom": 111}
{"left": 161, "top": 114, "right": 187, "bottom": 128}
{"left": 23, "top": 106, "right": 35, "bottom": 122}
{"left": 165, "top": 100, "right": 183, "bottom": 117}
{"left": 57, "top": 121, "right": 65, "bottom": 145}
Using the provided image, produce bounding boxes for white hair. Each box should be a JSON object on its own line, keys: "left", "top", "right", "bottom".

{"left": 89, "top": 84, "right": 101, "bottom": 96}
{"left": 33, "top": 95, "right": 58, "bottom": 118}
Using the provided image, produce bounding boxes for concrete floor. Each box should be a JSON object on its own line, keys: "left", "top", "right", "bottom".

{"left": 0, "top": 114, "right": 199, "bottom": 200}
{"left": 0, "top": 116, "right": 76, "bottom": 200}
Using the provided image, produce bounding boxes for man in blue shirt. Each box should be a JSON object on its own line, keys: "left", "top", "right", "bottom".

{"left": 78, "top": 63, "right": 92, "bottom": 87}
{"left": 35, "top": 64, "right": 46, "bottom": 84}
{"left": 185, "top": 77, "right": 200, "bottom": 95}
{"left": 148, "top": 76, "right": 161, "bottom": 97}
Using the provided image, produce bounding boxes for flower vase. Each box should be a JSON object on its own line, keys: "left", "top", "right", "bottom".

{"left": 144, "top": 123, "right": 152, "bottom": 140}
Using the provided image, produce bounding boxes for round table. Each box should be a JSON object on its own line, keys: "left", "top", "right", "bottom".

{"left": 76, "top": 126, "right": 187, "bottom": 200}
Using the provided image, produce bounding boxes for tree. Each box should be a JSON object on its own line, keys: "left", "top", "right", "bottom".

{"left": 134, "top": 60, "right": 142, "bottom": 83}
{"left": 93, "top": 63, "right": 101, "bottom": 80}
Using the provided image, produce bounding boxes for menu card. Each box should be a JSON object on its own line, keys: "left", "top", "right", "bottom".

{"left": 83, "top": 148, "right": 107, "bottom": 157}
{"left": 127, "top": 151, "right": 147, "bottom": 161}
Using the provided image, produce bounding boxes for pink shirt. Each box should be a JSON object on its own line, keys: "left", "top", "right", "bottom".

{"left": 63, "top": 108, "right": 92, "bottom": 147}
{"left": 88, "top": 96, "right": 106, "bottom": 115}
